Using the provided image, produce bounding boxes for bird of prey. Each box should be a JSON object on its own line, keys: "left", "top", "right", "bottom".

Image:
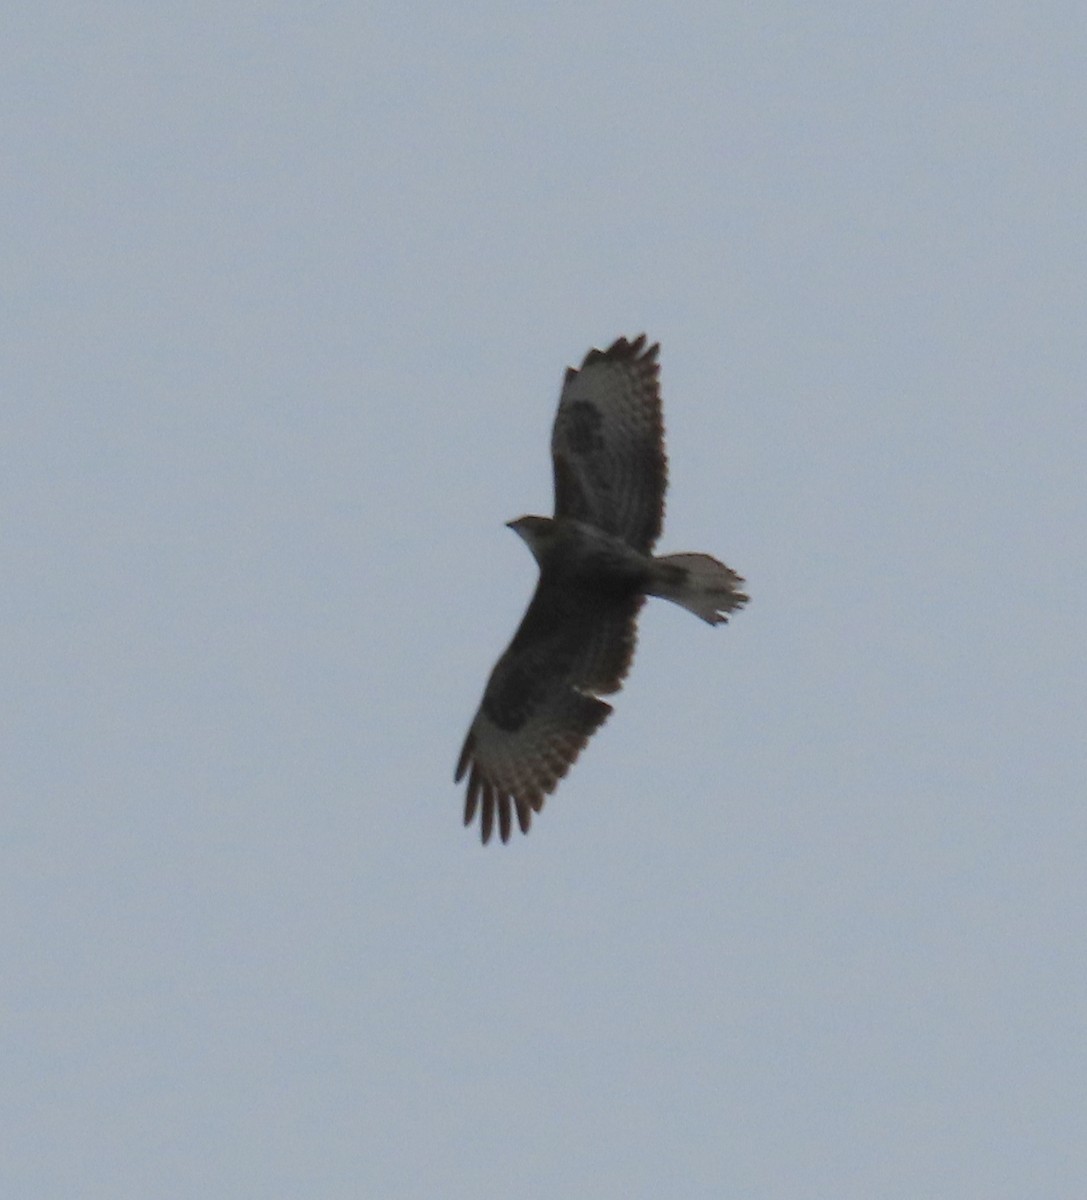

{"left": 455, "top": 335, "right": 747, "bottom": 844}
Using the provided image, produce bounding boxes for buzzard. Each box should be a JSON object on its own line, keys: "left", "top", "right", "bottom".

{"left": 456, "top": 335, "right": 747, "bottom": 843}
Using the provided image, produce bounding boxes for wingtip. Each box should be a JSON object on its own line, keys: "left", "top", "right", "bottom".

{"left": 606, "top": 333, "right": 657, "bottom": 362}
{"left": 572, "top": 334, "right": 659, "bottom": 375}
{"left": 462, "top": 767, "right": 545, "bottom": 845}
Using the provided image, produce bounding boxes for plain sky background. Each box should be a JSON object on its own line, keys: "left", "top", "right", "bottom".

{"left": 4, "top": 3, "right": 1086, "bottom": 1197}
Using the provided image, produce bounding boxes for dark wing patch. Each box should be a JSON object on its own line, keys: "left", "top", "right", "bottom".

{"left": 455, "top": 577, "right": 643, "bottom": 844}
{"left": 551, "top": 335, "right": 667, "bottom": 553}
{"left": 561, "top": 400, "right": 607, "bottom": 456}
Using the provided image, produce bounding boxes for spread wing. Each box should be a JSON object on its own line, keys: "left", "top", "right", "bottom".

{"left": 455, "top": 577, "right": 643, "bottom": 844}
{"left": 551, "top": 335, "right": 667, "bottom": 553}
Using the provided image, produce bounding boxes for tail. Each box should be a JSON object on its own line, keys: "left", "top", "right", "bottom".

{"left": 649, "top": 553, "right": 749, "bottom": 625}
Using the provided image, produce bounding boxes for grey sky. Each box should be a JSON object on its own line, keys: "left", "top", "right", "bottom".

{"left": 4, "top": 3, "right": 1086, "bottom": 1197}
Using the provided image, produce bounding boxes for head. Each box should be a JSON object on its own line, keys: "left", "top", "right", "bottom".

{"left": 506, "top": 514, "right": 556, "bottom": 564}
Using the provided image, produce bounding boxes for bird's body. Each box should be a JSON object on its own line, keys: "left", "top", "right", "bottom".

{"left": 456, "top": 336, "right": 747, "bottom": 843}
{"left": 510, "top": 516, "right": 652, "bottom": 589}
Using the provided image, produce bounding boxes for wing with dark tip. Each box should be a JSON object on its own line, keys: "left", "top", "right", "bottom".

{"left": 455, "top": 576, "right": 643, "bottom": 844}
{"left": 551, "top": 335, "right": 667, "bottom": 553}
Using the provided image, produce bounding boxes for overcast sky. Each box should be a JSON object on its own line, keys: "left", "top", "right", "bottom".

{"left": 4, "top": 3, "right": 1086, "bottom": 1197}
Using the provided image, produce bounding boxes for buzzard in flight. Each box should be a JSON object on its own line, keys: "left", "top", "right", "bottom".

{"left": 456, "top": 335, "right": 747, "bottom": 843}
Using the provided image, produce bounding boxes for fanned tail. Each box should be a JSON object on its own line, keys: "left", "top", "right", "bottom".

{"left": 649, "top": 553, "right": 749, "bottom": 625}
